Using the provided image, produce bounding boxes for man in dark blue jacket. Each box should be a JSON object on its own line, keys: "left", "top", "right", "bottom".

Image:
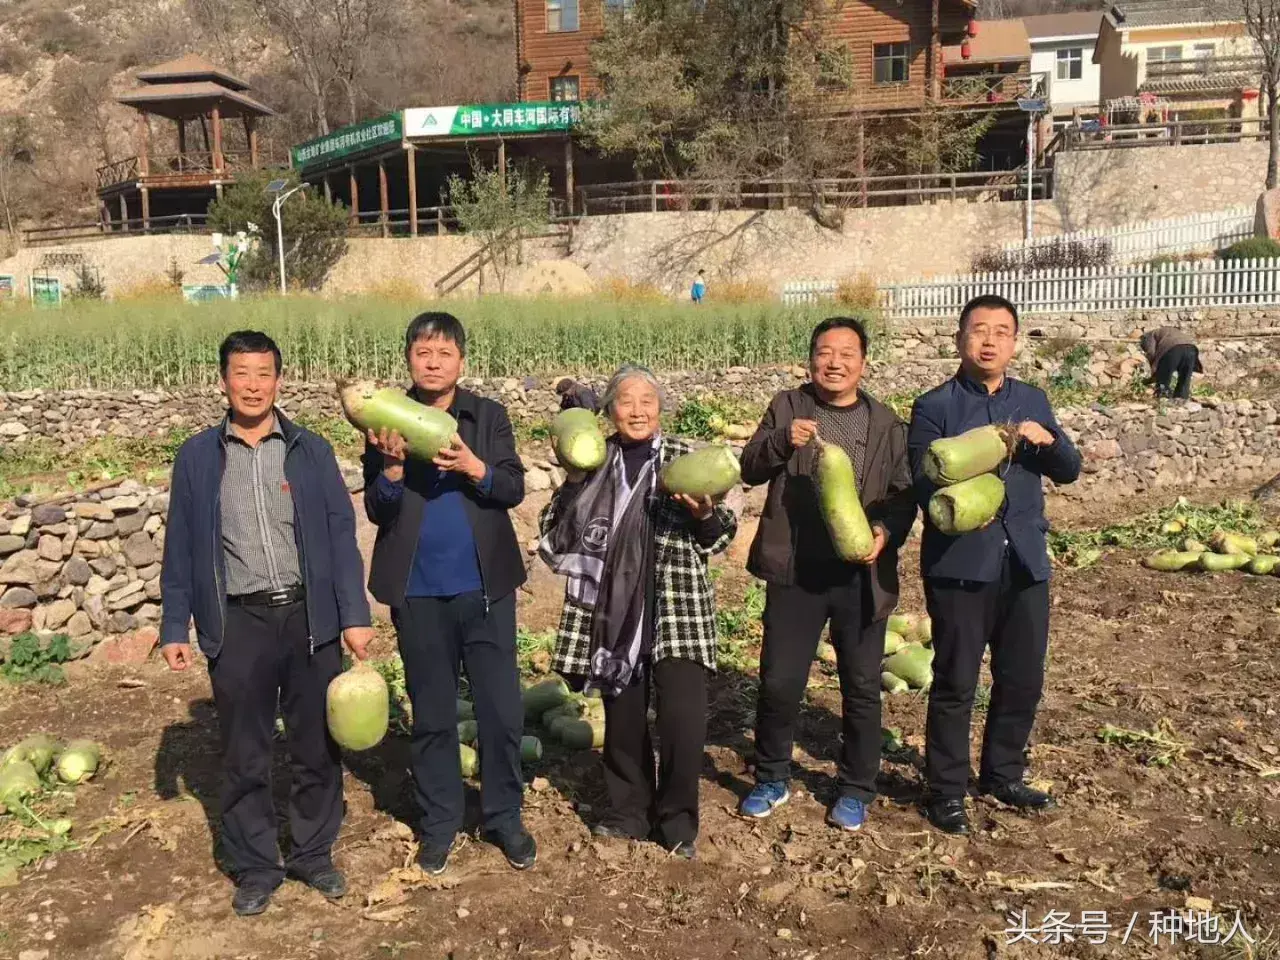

{"left": 363, "top": 312, "right": 534, "bottom": 877}
{"left": 160, "top": 331, "right": 373, "bottom": 916}
{"left": 908, "top": 295, "right": 1081, "bottom": 836}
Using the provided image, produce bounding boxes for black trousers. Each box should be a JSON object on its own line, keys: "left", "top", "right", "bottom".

{"left": 1155, "top": 344, "right": 1198, "bottom": 399}
{"left": 208, "top": 601, "right": 343, "bottom": 889}
{"left": 753, "top": 578, "right": 886, "bottom": 802}
{"left": 601, "top": 657, "right": 708, "bottom": 846}
{"left": 924, "top": 554, "right": 1050, "bottom": 799}
{"left": 396, "top": 591, "right": 523, "bottom": 849}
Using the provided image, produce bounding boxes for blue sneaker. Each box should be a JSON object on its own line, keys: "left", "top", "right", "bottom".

{"left": 739, "top": 781, "right": 790, "bottom": 819}
{"left": 826, "top": 796, "right": 867, "bottom": 832}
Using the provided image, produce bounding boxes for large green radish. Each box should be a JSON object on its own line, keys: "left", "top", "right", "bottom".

{"left": 924, "top": 425, "right": 1009, "bottom": 485}
{"left": 883, "top": 643, "right": 934, "bottom": 690}
{"left": 523, "top": 676, "right": 572, "bottom": 722}
{"left": 1247, "top": 555, "right": 1279, "bottom": 575}
{"left": 815, "top": 438, "right": 875, "bottom": 562}
{"left": 928, "top": 473, "right": 1005, "bottom": 535}
{"left": 55, "top": 740, "right": 100, "bottom": 784}
{"left": 551, "top": 408, "right": 606, "bottom": 471}
{"left": 1199, "top": 551, "right": 1250, "bottom": 572}
{"left": 326, "top": 662, "right": 390, "bottom": 752}
{"left": 660, "top": 444, "right": 741, "bottom": 498}
{"left": 338, "top": 380, "right": 458, "bottom": 461}
{"left": 1143, "top": 550, "right": 1202, "bottom": 572}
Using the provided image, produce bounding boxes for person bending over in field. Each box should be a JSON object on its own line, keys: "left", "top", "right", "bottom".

{"left": 737, "top": 317, "right": 915, "bottom": 833}
{"left": 908, "top": 294, "right": 1081, "bottom": 836}
{"left": 539, "top": 364, "right": 737, "bottom": 859}
{"left": 1139, "top": 326, "right": 1201, "bottom": 400}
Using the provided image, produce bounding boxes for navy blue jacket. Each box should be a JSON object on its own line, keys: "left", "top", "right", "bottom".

{"left": 160, "top": 411, "right": 372, "bottom": 658}
{"left": 908, "top": 373, "right": 1081, "bottom": 583}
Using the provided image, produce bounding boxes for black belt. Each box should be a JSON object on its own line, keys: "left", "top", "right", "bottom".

{"left": 228, "top": 586, "right": 305, "bottom": 607}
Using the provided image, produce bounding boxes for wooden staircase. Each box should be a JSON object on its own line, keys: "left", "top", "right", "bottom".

{"left": 433, "top": 220, "right": 576, "bottom": 297}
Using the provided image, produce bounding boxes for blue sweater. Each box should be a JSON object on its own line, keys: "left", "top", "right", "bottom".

{"left": 908, "top": 372, "right": 1082, "bottom": 583}
{"left": 372, "top": 466, "right": 492, "bottom": 598}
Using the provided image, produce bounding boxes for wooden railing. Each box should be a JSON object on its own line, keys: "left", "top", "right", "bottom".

{"left": 1145, "top": 54, "right": 1264, "bottom": 81}
{"left": 1061, "top": 116, "right": 1271, "bottom": 151}
{"left": 941, "top": 71, "right": 1048, "bottom": 105}
{"left": 22, "top": 214, "right": 210, "bottom": 246}
{"left": 96, "top": 148, "right": 286, "bottom": 188}
{"left": 577, "top": 169, "right": 1049, "bottom": 215}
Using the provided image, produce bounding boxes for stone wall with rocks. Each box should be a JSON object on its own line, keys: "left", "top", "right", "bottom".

{"left": 0, "top": 479, "right": 167, "bottom": 660}
{"left": 3, "top": 397, "right": 1277, "bottom": 656}
{"left": 2, "top": 308, "right": 1277, "bottom": 451}
{"left": 1062, "top": 397, "right": 1280, "bottom": 498}
{"left": 1051, "top": 142, "right": 1269, "bottom": 233}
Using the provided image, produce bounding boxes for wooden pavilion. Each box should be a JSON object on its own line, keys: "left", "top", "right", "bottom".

{"left": 97, "top": 55, "right": 276, "bottom": 231}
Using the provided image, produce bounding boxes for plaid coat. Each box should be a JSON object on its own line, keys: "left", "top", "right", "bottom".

{"left": 539, "top": 436, "right": 737, "bottom": 675}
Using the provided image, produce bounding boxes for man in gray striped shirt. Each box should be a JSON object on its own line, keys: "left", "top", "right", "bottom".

{"left": 160, "top": 331, "right": 373, "bottom": 917}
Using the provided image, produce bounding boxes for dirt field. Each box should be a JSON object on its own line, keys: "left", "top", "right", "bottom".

{"left": 1, "top": 493, "right": 1278, "bottom": 960}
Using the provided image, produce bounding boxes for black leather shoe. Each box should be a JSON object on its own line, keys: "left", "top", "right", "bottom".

{"left": 986, "top": 781, "right": 1057, "bottom": 812}
{"left": 294, "top": 867, "right": 346, "bottom": 899}
{"left": 417, "top": 843, "right": 451, "bottom": 877}
{"left": 668, "top": 840, "right": 696, "bottom": 860}
{"left": 925, "top": 798, "right": 971, "bottom": 836}
{"left": 591, "top": 823, "right": 644, "bottom": 841}
{"left": 232, "top": 885, "right": 274, "bottom": 917}
{"left": 490, "top": 826, "right": 537, "bottom": 870}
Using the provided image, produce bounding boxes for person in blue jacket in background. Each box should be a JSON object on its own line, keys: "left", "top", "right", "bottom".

{"left": 907, "top": 294, "right": 1081, "bottom": 837}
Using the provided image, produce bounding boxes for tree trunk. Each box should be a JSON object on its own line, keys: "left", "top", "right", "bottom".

{"left": 1270, "top": 82, "right": 1279, "bottom": 190}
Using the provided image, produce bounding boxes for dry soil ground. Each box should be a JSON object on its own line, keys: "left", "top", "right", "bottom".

{"left": 0, "top": 494, "right": 1278, "bottom": 960}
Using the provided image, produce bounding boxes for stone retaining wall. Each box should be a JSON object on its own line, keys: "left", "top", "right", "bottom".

{"left": 3, "top": 397, "right": 1277, "bottom": 654}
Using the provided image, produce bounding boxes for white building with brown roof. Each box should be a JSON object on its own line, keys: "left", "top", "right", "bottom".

{"left": 1024, "top": 12, "right": 1104, "bottom": 120}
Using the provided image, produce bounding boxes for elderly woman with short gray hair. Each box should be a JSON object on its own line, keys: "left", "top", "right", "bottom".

{"left": 538, "top": 364, "right": 737, "bottom": 858}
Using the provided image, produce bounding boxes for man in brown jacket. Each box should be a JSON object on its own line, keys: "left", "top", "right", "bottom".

{"left": 1138, "top": 327, "right": 1201, "bottom": 400}
{"left": 737, "top": 317, "right": 916, "bottom": 832}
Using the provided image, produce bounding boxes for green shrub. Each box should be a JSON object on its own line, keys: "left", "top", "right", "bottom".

{"left": 1217, "top": 237, "right": 1280, "bottom": 261}
{"left": 207, "top": 169, "right": 348, "bottom": 292}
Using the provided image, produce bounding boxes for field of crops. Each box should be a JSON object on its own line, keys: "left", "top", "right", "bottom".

{"left": 0, "top": 297, "right": 841, "bottom": 390}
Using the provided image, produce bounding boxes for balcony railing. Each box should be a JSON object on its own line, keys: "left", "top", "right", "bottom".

{"left": 941, "top": 71, "right": 1048, "bottom": 105}
{"left": 96, "top": 148, "right": 285, "bottom": 189}
{"left": 1146, "top": 54, "right": 1264, "bottom": 80}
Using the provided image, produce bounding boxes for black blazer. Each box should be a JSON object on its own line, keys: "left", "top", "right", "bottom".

{"left": 362, "top": 387, "right": 527, "bottom": 607}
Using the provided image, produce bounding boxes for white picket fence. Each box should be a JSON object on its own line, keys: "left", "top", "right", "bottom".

{"left": 998, "top": 206, "right": 1255, "bottom": 263}
{"left": 781, "top": 258, "right": 1280, "bottom": 317}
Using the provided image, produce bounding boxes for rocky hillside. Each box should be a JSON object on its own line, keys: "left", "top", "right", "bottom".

{"left": 0, "top": 0, "right": 515, "bottom": 234}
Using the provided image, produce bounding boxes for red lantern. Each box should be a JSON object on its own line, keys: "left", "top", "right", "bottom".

{"left": 1243, "top": 88, "right": 1260, "bottom": 101}
{"left": 961, "top": 38, "right": 972, "bottom": 60}
{"left": 967, "top": 20, "right": 978, "bottom": 37}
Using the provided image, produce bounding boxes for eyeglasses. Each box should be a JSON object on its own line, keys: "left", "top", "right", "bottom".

{"left": 964, "top": 327, "right": 1015, "bottom": 342}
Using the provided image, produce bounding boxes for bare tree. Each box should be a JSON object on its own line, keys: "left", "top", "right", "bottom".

{"left": 250, "top": 0, "right": 401, "bottom": 136}
{"left": 1242, "top": 0, "right": 1280, "bottom": 189}
{"left": 0, "top": 116, "right": 36, "bottom": 240}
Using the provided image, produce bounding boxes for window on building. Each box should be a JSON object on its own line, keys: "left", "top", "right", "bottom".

{"left": 873, "top": 42, "right": 910, "bottom": 85}
{"left": 817, "top": 44, "right": 854, "bottom": 89}
{"left": 1056, "top": 47, "right": 1083, "bottom": 81}
{"left": 546, "top": 0, "right": 579, "bottom": 33}
{"left": 604, "top": 0, "right": 635, "bottom": 19}
{"left": 551, "top": 76, "right": 580, "bottom": 102}
{"left": 1146, "top": 45, "right": 1183, "bottom": 77}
